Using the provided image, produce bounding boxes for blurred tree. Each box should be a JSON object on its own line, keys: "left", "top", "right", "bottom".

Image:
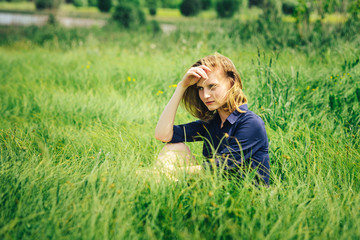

{"left": 98, "top": 0, "right": 112, "bottom": 12}
{"left": 147, "top": 19, "right": 161, "bottom": 34}
{"left": 200, "top": 0, "right": 212, "bottom": 10}
{"left": 160, "top": 0, "right": 181, "bottom": 8}
{"left": 35, "top": 0, "right": 62, "bottom": 9}
{"left": 88, "top": 0, "right": 97, "bottom": 7}
{"left": 113, "top": 0, "right": 146, "bottom": 28}
{"left": 73, "top": 0, "right": 87, "bottom": 7}
{"left": 216, "top": 0, "right": 241, "bottom": 18}
{"left": 282, "top": 0, "right": 297, "bottom": 15}
{"left": 248, "top": 0, "right": 263, "bottom": 7}
{"left": 47, "top": 13, "right": 58, "bottom": 25}
{"left": 146, "top": 0, "right": 158, "bottom": 16}
{"left": 180, "top": 0, "right": 201, "bottom": 16}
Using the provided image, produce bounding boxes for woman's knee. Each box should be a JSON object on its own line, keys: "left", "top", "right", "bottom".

{"left": 161, "top": 142, "right": 191, "bottom": 153}
{"left": 157, "top": 143, "right": 194, "bottom": 167}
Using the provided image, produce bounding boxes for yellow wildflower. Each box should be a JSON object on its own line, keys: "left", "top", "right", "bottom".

{"left": 169, "top": 84, "right": 177, "bottom": 88}
{"left": 101, "top": 177, "right": 106, "bottom": 182}
{"left": 283, "top": 155, "right": 291, "bottom": 160}
{"left": 156, "top": 90, "right": 164, "bottom": 96}
{"left": 133, "top": 78, "right": 136, "bottom": 82}
{"left": 127, "top": 76, "right": 131, "bottom": 82}
{"left": 86, "top": 65, "right": 90, "bottom": 69}
{"left": 208, "top": 191, "right": 214, "bottom": 197}
{"left": 306, "top": 86, "right": 310, "bottom": 90}
{"left": 201, "top": 214, "right": 210, "bottom": 219}
{"left": 109, "top": 183, "right": 115, "bottom": 189}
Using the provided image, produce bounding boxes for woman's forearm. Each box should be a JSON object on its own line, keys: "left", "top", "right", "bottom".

{"left": 154, "top": 83, "right": 187, "bottom": 142}
{"left": 155, "top": 65, "right": 210, "bottom": 142}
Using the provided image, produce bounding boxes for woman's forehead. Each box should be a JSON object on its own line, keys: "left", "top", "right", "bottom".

{"left": 197, "top": 68, "right": 226, "bottom": 86}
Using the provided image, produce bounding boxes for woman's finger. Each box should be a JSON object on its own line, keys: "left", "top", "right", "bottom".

{"left": 191, "top": 72, "right": 201, "bottom": 79}
{"left": 189, "top": 67, "right": 207, "bottom": 79}
{"left": 196, "top": 68, "right": 208, "bottom": 79}
{"left": 199, "top": 65, "right": 212, "bottom": 72}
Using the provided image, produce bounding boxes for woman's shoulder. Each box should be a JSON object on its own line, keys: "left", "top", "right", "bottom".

{"left": 233, "top": 107, "right": 266, "bottom": 132}
{"left": 231, "top": 105, "right": 263, "bottom": 124}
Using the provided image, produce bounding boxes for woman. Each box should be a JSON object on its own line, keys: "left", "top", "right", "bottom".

{"left": 154, "top": 53, "right": 270, "bottom": 185}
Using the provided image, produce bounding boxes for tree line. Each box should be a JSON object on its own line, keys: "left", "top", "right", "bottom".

{"left": 12, "top": 0, "right": 359, "bottom": 29}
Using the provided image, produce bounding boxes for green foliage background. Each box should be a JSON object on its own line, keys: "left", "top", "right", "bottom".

{"left": 0, "top": 14, "right": 360, "bottom": 239}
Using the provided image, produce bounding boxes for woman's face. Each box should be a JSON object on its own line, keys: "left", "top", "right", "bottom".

{"left": 196, "top": 68, "right": 231, "bottom": 112}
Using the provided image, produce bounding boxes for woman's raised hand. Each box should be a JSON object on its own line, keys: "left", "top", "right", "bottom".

{"left": 179, "top": 65, "right": 212, "bottom": 88}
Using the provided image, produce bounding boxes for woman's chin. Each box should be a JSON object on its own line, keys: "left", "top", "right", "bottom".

{"left": 206, "top": 106, "right": 217, "bottom": 111}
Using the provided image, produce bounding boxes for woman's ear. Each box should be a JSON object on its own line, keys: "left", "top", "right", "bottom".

{"left": 227, "top": 71, "right": 235, "bottom": 86}
{"left": 227, "top": 71, "right": 235, "bottom": 79}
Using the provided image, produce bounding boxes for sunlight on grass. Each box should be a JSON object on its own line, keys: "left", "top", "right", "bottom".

{"left": 0, "top": 1, "right": 35, "bottom": 11}
{"left": 156, "top": 8, "right": 181, "bottom": 18}
{"left": 283, "top": 12, "right": 348, "bottom": 23}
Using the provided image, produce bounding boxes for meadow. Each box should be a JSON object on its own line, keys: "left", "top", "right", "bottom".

{"left": 0, "top": 15, "right": 360, "bottom": 239}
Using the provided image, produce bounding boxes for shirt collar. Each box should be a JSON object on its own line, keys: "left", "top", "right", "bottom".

{"left": 226, "top": 104, "right": 248, "bottom": 125}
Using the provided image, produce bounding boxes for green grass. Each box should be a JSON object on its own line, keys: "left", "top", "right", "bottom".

{"left": 0, "top": 19, "right": 360, "bottom": 239}
{"left": 0, "top": 1, "right": 35, "bottom": 11}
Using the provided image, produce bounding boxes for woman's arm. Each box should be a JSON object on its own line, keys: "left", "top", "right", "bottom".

{"left": 154, "top": 83, "right": 187, "bottom": 142}
{"left": 154, "top": 65, "right": 211, "bottom": 142}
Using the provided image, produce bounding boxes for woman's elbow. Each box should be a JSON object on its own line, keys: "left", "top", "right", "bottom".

{"left": 154, "top": 132, "right": 172, "bottom": 143}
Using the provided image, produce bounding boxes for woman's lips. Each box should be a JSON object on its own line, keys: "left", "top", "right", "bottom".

{"left": 206, "top": 101, "right": 215, "bottom": 105}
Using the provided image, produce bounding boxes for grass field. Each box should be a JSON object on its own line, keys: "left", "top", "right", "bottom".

{"left": 0, "top": 15, "right": 360, "bottom": 239}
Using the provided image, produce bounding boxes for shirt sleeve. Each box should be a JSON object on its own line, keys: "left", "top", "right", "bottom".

{"left": 215, "top": 116, "right": 270, "bottom": 184}
{"left": 169, "top": 120, "right": 207, "bottom": 143}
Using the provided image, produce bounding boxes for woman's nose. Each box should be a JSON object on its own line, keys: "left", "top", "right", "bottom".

{"left": 204, "top": 89, "right": 211, "bottom": 98}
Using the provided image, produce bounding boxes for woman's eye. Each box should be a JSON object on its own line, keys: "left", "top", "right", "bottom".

{"left": 198, "top": 87, "right": 203, "bottom": 91}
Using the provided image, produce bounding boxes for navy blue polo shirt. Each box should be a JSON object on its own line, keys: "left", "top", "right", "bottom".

{"left": 170, "top": 104, "right": 270, "bottom": 184}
